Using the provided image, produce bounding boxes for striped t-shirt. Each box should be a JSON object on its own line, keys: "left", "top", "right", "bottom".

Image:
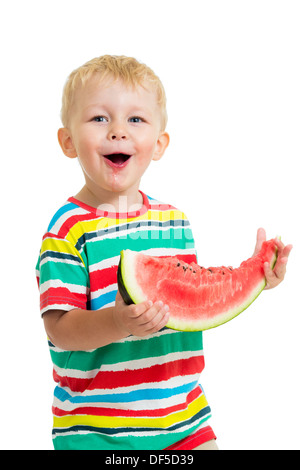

{"left": 36, "top": 191, "right": 213, "bottom": 450}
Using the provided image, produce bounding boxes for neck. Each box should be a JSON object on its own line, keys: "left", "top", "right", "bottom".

{"left": 74, "top": 185, "right": 144, "bottom": 213}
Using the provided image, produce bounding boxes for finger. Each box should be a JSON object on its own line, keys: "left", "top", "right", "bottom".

{"left": 253, "top": 227, "right": 266, "bottom": 256}
{"left": 258, "top": 227, "right": 266, "bottom": 242}
{"left": 146, "top": 313, "right": 170, "bottom": 334}
{"left": 143, "top": 306, "right": 170, "bottom": 333}
{"left": 138, "top": 302, "right": 169, "bottom": 327}
{"left": 264, "top": 258, "right": 288, "bottom": 288}
{"left": 115, "top": 290, "right": 123, "bottom": 302}
{"left": 129, "top": 300, "right": 153, "bottom": 318}
{"left": 274, "top": 238, "right": 293, "bottom": 255}
{"left": 273, "top": 257, "right": 288, "bottom": 279}
{"left": 274, "top": 241, "right": 292, "bottom": 266}
{"left": 264, "top": 262, "right": 280, "bottom": 288}
{"left": 282, "top": 243, "right": 293, "bottom": 258}
{"left": 274, "top": 237, "right": 284, "bottom": 250}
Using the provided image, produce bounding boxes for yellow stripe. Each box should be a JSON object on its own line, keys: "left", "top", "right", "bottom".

{"left": 48, "top": 208, "right": 188, "bottom": 248}
{"left": 53, "top": 393, "right": 208, "bottom": 430}
{"left": 41, "top": 237, "right": 85, "bottom": 266}
{"left": 77, "top": 208, "right": 187, "bottom": 233}
{"left": 137, "top": 209, "right": 187, "bottom": 223}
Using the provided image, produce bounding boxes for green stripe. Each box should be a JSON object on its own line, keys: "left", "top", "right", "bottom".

{"left": 86, "top": 228, "right": 194, "bottom": 264}
{"left": 52, "top": 419, "right": 209, "bottom": 450}
{"left": 40, "top": 261, "right": 89, "bottom": 286}
{"left": 50, "top": 329, "right": 203, "bottom": 370}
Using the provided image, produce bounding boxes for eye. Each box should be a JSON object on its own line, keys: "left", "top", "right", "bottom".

{"left": 92, "top": 116, "right": 108, "bottom": 123}
{"left": 129, "top": 116, "right": 144, "bottom": 123}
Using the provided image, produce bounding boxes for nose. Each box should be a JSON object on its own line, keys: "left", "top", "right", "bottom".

{"left": 110, "top": 133, "right": 127, "bottom": 140}
{"left": 108, "top": 123, "right": 128, "bottom": 141}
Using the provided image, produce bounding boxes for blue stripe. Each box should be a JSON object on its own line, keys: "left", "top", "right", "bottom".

{"left": 40, "top": 250, "right": 80, "bottom": 263}
{"left": 54, "top": 380, "right": 199, "bottom": 404}
{"left": 90, "top": 289, "right": 117, "bottom": 310}
{"left": 47, "top": 202, "right": 79, "bottom": 232}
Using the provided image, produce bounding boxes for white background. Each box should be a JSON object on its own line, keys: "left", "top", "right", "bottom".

{"left": 1, "top": 0, "right": 299, "bottom": 450}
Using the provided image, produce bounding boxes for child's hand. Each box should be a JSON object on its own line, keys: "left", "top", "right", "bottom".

{"left": 253, "top": 228, "right": 293, "bottom": 289}
{"left": 113, "top": 291, "right": 170, "bottom": 337}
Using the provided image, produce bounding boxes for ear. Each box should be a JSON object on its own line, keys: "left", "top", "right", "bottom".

{"left": 57, "top": 128, "right": 77, "bottom": 159}
{"left": 152, "top": 131, "right": 170, "bottom": 161}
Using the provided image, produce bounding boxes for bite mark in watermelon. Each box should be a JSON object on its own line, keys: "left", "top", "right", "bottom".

{"left": 117, "top": 239, "right": 278, "bottom": 331}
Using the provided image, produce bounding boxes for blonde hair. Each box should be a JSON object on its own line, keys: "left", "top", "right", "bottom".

{"left": 60, "top": 55, "right": 168, "bottom": 130}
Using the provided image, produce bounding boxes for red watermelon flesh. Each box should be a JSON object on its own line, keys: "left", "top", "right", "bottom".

{"left": 117, "top": 239, "right": 278, "bottom": 331}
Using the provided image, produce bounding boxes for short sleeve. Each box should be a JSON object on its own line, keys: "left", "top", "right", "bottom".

{"left": 36, "top": 234, "right": 89, "bottom": 316}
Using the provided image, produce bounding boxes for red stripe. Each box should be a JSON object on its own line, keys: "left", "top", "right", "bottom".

{"left": 53, "top": 356, "right": 204, "bottom": 393}
{"left": 67, "top": 191, "right": 150, "bottom": 219}
{"left": 42, "top": 232, "right": 63, "bottom": 241}
{"left": 53, "top": 387, "right": 201, "bottom": 418}
{"left": 40, "top": 287, "right": 87, "bottom": 310}
{"left": 58, "top": 211, "right": 99, "bottom": 239}
{"left": 165, "top": 426, "right": 216, "bottom": 450}
{"left": 89, "top": 265, "right": 118, "bottom": 290}
{"left": 148, "top": 203, "right": 175, "bottom": 211}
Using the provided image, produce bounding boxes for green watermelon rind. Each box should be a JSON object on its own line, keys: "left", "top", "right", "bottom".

{"left": 118, "top": 247, "right": 278, "bottom": 332}
{"left": 118, "top": 250, "right": 147, "bottom": 305}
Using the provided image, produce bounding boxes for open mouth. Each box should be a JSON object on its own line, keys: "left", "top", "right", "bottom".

{"left": 103, "top": 153, "right": 131, "bottom": 166}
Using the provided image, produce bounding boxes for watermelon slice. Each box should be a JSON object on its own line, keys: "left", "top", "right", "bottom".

{"left": 117, "top": 239, "right": 278, "bottom": 331}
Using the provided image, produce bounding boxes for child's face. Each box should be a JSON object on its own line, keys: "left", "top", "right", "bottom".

{"left": 58, "top": 76, "right": 169, "bottom": 200}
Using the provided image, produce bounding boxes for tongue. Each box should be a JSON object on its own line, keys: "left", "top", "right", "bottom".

{"left": 105, "top": 154, "right": 130, "bottom": 164}
{"left": 114, "top": 155, "right": 126, "bottom": 164}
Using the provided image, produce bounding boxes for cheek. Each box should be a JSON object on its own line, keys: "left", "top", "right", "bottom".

{"left": 75, "top": 138, "right": 100, "bottom": 164}
{"left": 137, "top": 138, "right": 158, "bottom": 164}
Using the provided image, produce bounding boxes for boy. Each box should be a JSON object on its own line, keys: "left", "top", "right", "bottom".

{"left": 36, "top": 55, "right": 291, "bottom": 450}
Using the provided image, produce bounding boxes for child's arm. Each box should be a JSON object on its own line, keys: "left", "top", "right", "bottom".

{"left": 253, "top": 228, "right": 293, "bottom": 289}
{"left": 43, "top": 292, "right": 169, "bottom": 351}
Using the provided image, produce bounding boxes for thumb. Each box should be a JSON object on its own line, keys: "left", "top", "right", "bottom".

{"left": 253, "top": 227, "right": 266, "bottom": 256}
{"left": 115, "top": 290, "right": 123, "bottom": 304}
